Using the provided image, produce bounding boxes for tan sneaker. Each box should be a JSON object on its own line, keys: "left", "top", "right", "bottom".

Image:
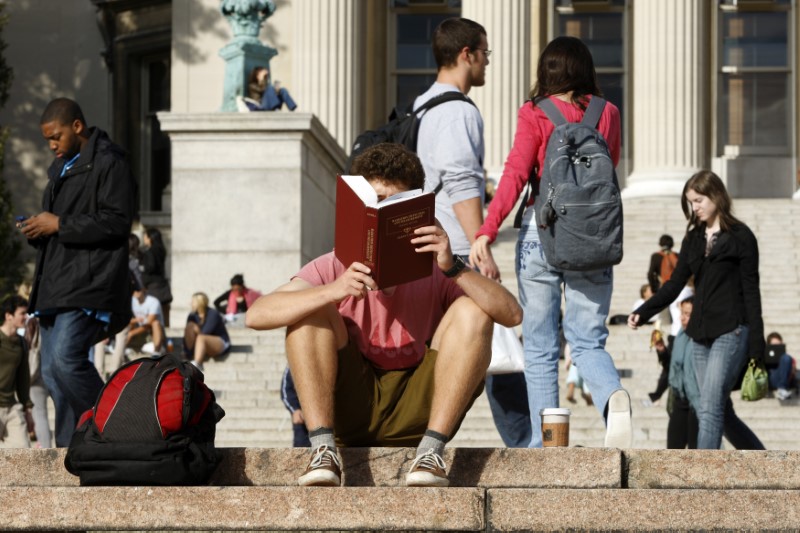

{"left": 405, "top": 449, "right": 449, "bottom": 487}
{"left": 298, "top": 445, "right": 342, "bottom": 487}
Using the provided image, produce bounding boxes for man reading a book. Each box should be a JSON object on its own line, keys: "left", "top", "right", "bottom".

{"left": 246, "top": 143, "right": 522, "bottom": 488}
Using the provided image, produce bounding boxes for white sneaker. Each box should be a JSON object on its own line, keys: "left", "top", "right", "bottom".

{"left": 777, "top": 388, "right": 793, "bottom": 400}
{"left": 605, "top": 389, "right": 632, "bottom": 448}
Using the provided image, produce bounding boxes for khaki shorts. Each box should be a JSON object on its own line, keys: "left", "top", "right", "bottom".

{"left": 333, "top": 340, "right": 483, "bottom": 447}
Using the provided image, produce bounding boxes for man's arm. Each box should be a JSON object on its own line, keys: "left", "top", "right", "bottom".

{"left": 245, "top": 262, "right": 378, "bottom": 331}
{"left": 127, "top": 313, "right": 157, "bottom": 342}
{"left": 23, "top": 158, "right": 136, "bottom": 245}
{"left": 411, "top": 224, "right": 522, "bottom": 327}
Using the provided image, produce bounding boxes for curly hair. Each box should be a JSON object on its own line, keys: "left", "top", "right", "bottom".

{"left": 349, "top": 143, "right": 425, "bottom": 191}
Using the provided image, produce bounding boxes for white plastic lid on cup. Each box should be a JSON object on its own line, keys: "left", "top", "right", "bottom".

{"left": 539, "top": 408, "right": 571, "bottom": 417}
{"left": 540, "top": 408, "right": 571, "bottom": 425}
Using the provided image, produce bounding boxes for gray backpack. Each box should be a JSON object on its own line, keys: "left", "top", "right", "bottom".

{"left": 530, "top": 96, "right": 623, "bottom": 271}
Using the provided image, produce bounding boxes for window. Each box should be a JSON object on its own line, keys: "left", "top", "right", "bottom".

{"left": 389, "top": 0, "right": 461, "bottom": 109}
{"left": 554, "top": 0, "right": 627, "bottom": 145}
{"left": 718, "top": 1, "right": 792, "bottom": 155}
{"left": 141, "top": 54, "right": 171, "bottom": 211}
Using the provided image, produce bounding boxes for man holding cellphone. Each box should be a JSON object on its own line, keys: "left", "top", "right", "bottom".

{"left": 18, "top": 98, "right": 136, "bottom": 447}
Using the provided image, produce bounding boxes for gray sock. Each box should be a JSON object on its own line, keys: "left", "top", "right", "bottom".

{"left": 308, "top": 427, "right": 336, "bottom": 451}
{"left": 416, "top": 429, "right": 447, "bottom": 457}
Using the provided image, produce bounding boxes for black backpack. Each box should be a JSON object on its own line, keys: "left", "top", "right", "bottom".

{"left": 65, "top": 354, "right": 225, "bottom": 486}
{"left": 518, "top": 96, "right": 623, "bottom": 271}
{"left": 345, "top": 92, "right": 475, "bottom": 172}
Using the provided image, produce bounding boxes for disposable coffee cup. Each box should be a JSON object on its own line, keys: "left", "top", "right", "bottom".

{"left": 540, "top": 408, "right": 571, "bottom": 447}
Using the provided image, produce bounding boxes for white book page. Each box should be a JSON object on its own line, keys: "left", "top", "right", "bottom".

{"left": 342, "top": 175, "right": 422, "bottom": 208}
{"left": 341, "top": 175, "right": 378, "bottom": 206}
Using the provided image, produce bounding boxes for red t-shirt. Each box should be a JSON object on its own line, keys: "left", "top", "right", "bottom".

{"left": 477, "top": 95, "right": 622, "bottom": 243}
{"left": 294, "top": 252, "right": 465, "bottom": 370}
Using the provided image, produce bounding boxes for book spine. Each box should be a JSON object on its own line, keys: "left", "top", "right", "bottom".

{"left": 364, "top": 207, "right": 379, "bottom": 272}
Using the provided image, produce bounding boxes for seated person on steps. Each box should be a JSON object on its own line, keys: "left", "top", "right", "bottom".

{"left": 213, "top": 273, "right": 262, "bottom": 324}
{"left": 126, "top": 287, "right": 166, "bottom": 356}
{"left": 184, "top": 292, "right": 231, "bottom": 371}
{"left": 246, "top": 143, "right": 522, "bottom": 487}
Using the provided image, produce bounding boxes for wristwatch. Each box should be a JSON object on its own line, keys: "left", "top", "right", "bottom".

{"left": 443, "top": 255, "right": 468, "bottom": 278}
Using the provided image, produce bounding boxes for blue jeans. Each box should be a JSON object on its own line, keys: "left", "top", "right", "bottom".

{"left": 768, "top": 354, "right": 796, "bottom": 390}
{"left": 485, "top": 373, "right": 531, "bottom": 447}
{"left": 261, "top": 85, "right": 297, "bottom": 111}
{"left": 692, "top": 326, "right": 763, "bottom": 449}
{"left": 39, "top": 310, "right": 105, "bottom": 447}
{"left": 516, "top": 217, "right": 624, "bottom": 447}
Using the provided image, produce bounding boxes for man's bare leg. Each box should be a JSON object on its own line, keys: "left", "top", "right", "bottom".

{"left": 285, "top": 303, "right": 348, "bottom": 487}
{"left": 428, "top": 296, "right": 493, "bottom": 436}
{"left": 407, "top": 296, "right": 492, "bottom": 487}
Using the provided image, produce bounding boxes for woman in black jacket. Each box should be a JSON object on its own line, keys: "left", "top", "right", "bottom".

{"left": 628, "top": 170, "right": 764, "bottom": 450}
{"left": 140, "top": 227, "right": 172, "bottom": 326}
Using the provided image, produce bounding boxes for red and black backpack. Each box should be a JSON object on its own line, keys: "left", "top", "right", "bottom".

{"left": 65, "top": 354, "right": 225, "bottom": 486}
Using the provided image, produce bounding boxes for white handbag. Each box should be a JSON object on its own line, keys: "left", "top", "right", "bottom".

{"left": 487, "top": 323, "right": 525, "bottom": 375}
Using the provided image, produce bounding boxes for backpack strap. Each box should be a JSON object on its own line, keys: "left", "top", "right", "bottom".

{"left": 581, "top": 96, "right": 606, "bottom": 128}
{"left": 413, "top": 91, "right": 475, "bottom": 115}
{"left": 534, "top": 96, "right": 568, "bottom": 127}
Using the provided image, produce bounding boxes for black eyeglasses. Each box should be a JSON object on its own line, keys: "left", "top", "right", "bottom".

{"left": 473, "top": 48, "right": 492, "bottom": 58}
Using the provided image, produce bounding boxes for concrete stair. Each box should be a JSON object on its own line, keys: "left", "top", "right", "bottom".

{"left": 5, "top": 447, "right": 800, "bottom": 531}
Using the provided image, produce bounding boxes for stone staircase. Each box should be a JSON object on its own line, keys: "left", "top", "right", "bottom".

{"left": 17, "top": 197, "right": 800, "bottom": 532}
{"left": 6, "top": 447, "right": 800, "bottom": 531}
{"left": 184, "top": 198, "right": 800, "bottom": 451}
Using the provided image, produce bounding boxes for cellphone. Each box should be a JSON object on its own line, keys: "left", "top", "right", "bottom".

{"left": 15, "top": 215, "right": 27, "bottom": 222}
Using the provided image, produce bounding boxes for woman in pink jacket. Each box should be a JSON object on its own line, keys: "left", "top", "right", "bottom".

{"left": 470, "top": 36, "right": 631, "bottom": 448}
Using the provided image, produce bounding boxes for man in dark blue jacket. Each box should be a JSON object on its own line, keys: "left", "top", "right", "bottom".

{"left": 19, "top": 98, "right": 136, "bottom": 446}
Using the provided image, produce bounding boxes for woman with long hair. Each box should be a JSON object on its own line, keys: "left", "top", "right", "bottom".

{"left": 183, "top": 292, "right": 231, "bottom": 371}
{"left": 246, "top": 66, "right": 297, "bottom": 111}
{"left": 140, "top": 227, "right": 172, "bottom": 326}
{"left": 629, "top": 170, "right": 765, "bottom": 449}
{"left": 470, "top": 36, "right": 631, "bottom": 448}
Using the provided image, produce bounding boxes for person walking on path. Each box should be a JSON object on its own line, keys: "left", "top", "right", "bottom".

{"left": 415, "top": 17, "right": 530, "bottom": 447}
{"left": 629, "top": 170, "right": 765, "bottom": 450}
{"left": 0, "top": 296, "right": 34, "bottom": 448}
{"left": 470, "top": 36, "right": 632, "bottom": 449}
{"left": 19, "top": 98, "right": 136, "bottom": 446}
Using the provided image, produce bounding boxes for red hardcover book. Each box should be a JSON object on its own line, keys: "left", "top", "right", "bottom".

{"left": 334, "top": 175, "right": 435, "bottom": 288}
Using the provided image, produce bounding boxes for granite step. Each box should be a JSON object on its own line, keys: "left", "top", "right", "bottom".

{"left": 5, "top": 448, "right": 800, "bottom": 531}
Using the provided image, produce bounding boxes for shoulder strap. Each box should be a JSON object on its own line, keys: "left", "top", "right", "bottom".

{"left": 414, "top": 91, "right": 475, "bottom": 115}
{"left": 534, "top": 96, "right": 568, "bottom": 127}
{"left": 581, "top": 96, "right": 606, "bottom": 128}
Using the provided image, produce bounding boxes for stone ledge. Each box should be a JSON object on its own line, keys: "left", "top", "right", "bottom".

{"left": 625, "top": 449, "right": 800, "bottom": 489}
{"left": 0, "top": 447, "right": 621, "bottom": 489}
{"left": 488, "top": 488, "right": 800, "bottom": 531}
{"left": 0, "top": 486, "right": 484, "bottom": 531}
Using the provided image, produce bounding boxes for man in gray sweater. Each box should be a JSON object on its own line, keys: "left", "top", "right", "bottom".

{"left": 0, "top": 295, "right": 33, "bottom": 448}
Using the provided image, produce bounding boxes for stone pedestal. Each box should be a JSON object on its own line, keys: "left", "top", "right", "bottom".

{"left": 157, "top": 112, "right": 346, "bottom": 324}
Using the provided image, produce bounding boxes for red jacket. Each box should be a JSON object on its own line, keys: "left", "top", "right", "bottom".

{"left": 227, "top": 287, "right": 262, "bottom": 315}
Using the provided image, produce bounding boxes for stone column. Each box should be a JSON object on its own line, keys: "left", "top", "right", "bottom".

{"left": 623, "top": 0, "right": 708, "bottom": 198}
{"left": 462, "top": 0, "right": 532, "bottom": 176}
{"left": 291, "top": 0, "right": 364, "bottom": 153}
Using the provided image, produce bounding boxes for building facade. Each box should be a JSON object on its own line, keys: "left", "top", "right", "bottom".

{"left": 2, "top": 0, "right": 798, "bottom": 296}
